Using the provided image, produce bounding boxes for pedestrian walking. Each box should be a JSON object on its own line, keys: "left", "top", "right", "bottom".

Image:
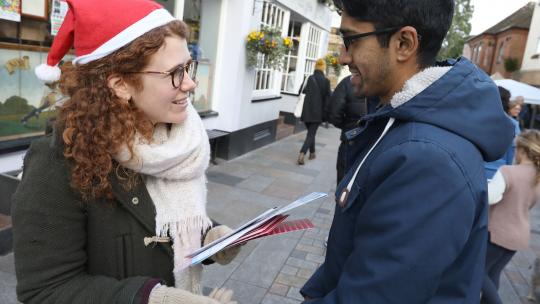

{"left": 481, "top": 129, "right": 540, "bottom": 304}
{"left": 485, "top": 86, "right": 520, "bottom": 180}
{"left": 11, "top": 1, "right": 239, "bottom": 303}
{"left": 297, "top": 59, "right": 331, "bottom": 165}
{"left": 300, "top": 0, "right": 515, "bottom": 302}
{"left": 326, "top": 75, "right": 377, "bottom": 184}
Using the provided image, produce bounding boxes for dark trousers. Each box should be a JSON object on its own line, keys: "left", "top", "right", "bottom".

{"left": 481, "top": 240, "right": 516, "bottom": 304}
{"left": 300, "top": 122, "right": 320, "bottom": 154}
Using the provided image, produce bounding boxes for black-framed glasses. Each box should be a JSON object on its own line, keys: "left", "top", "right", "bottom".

{"left": 341, "top": 27, "right": 401, "bottom": 51}
{"left": 127, "top": 60, "right": 198, "bottom": 89}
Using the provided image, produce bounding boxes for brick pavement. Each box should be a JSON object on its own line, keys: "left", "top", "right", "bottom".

{"left": 1, "top": 126, "right": 539, "bottom": 303}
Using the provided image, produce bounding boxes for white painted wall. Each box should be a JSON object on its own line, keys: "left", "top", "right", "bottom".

{"left": 194, "top": 0, "right": 332, "bottom": 132}
{"left": 0, "top": 150, "right": 25, "bottom": 174}
{"left": 522, "top": 1, "right": 540, "bottom": 71}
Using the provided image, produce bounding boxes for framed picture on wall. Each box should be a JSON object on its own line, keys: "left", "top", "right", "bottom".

{"left": 21, "top": 0, "right": 48, "bottom": 20}
{"left": 0, "top": 0, "right": 21, "bottom": 22}
{"left": 0, "top": 44, "right": 73, "bottom": 152}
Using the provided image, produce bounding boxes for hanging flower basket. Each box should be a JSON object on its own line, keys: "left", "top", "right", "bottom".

{"left": 245, "top": 27, "right": 292, "bottom": 69}
{"left": 325, "top": 53, "right": 342, "bottom": 75}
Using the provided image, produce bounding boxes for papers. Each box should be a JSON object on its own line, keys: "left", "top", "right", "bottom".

{"left": 187, "top": 192, "right": 327, "bottom": 266}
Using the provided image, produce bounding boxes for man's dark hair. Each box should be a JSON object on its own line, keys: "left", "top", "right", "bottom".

{"left": 334, "top": 0, "right": 454, "bottom": 68}
{"left": 498, "top": 86, "right": 511, "bottom": 113}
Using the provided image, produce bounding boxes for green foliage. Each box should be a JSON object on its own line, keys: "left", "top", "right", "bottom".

{"left": 504, "top": 57, "right": 520, "bottom": 73}
{"left": 245, "top": 27, "right": 292, "bottom": 69}
{"left": 437, "top": 0, "right": 474, "bottom": 60}
{"left": 0, "top": 96, "right": 33, "bottom": 115}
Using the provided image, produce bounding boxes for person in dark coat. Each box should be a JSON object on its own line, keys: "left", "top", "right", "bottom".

{"left": 297, "top": 59, "right": 331, "bottom": 165}
{"left": 300, "top": 0, "right": 515, "bottom": 303}
{"left": 326, "top": 75, "right": 378, "bottom": 183}
{"left": 12, "top": 1, "right": 239, "bottom": 303}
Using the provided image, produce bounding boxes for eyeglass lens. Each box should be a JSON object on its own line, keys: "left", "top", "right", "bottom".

{"left": 172, "top": 60, "right": 198, "bottom": 88}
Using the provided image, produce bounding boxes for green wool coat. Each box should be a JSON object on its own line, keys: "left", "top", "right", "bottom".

{"left": 11, "top": 133, "right": 190, "bottom": 304}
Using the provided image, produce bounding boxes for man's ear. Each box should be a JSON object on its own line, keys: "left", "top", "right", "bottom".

{"left": 393, "top": 26, "right": 420, "bottom": 63}
{"left": 107, "top": 75, "right": 131, "bottom": 100}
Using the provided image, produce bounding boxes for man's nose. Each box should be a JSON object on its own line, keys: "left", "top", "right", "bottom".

{"left": 338, "top": 45, "right": 350, "bottom": 65}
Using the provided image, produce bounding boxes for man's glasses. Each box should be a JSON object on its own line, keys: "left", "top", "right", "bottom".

{"left": 340, "top": 27, "right": 401, "bottom": 51}
{"left": 127, "top": 60, "right": 198, "bottom": 89}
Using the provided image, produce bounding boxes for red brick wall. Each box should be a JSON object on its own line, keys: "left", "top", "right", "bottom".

{"left": 466, "top": 28, "right": 529, "bottom": 77}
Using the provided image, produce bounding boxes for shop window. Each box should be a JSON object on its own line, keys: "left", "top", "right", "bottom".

{"left": 304, "top": 24, "right": 322, "bottom": 80}
{"left": 253, "top": 1, "right": 289, "bottom": 96}
{"left": 281, "top": 20, "right": 301, "bottom": 93}
{"left": 497, "top": 42, "right": 505, "bottom": 64}
{"left": 0, "top": 0, "right": 68, "bottom": 151}
{"left": 183, "top": 0, "right": 212, "bottom": 113}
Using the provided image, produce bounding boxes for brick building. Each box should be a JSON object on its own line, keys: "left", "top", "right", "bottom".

{"left": 465, "top": 2, "right": 534, "bottom": 78}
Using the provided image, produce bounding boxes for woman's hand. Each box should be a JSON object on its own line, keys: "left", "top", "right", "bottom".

{"left": 203, "top": 225, "right": 242, "bottom": 265}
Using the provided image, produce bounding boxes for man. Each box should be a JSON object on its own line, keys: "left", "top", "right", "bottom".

{"left": 326, "top": 75, "right": 378, "bottom": 184}
{"left": 300, "top": 0, "right": 515, "bottom": 303}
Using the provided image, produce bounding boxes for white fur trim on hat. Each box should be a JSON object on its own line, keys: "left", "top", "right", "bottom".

{"left": 35, "top": 63, "right": 62, "bottom": 83}
{"left": 73, "top": 9, "right": 175, "bottom": 65}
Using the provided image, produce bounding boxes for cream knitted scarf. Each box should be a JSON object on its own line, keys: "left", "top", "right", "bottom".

{"left": 115, "top": 102, "right": 212, "bottom": 294}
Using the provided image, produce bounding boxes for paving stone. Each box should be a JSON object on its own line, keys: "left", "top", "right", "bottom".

{"left": 202, "top": 261, "right": 240, "bottom": 288}
{"left": 0, "top": 252, "right": 14, "bottom": 274}
{"left": 281, "top": 264, "right": 299, "bottom": 276}
{"left": 268, "top": 282, "right": 289, "bottom": 296}
{"left": 287, "top": 287, "right": 305, "bottom": 301}
{"left": 286, "top": 257, "right": 318, "bottom": 271}
{"left": 297, "top": 268, "right": 315, "bottom": 279}
{"left": 305, "top": 253, "right": 325, "bottom": 264}
{"left": 275, "top": 273, "right": 307, "bottom": 288}
{"left": 231, "top": 235, "right": 297, "bottom": 288}
{"left": 0, "top": 271, "right": 17, "bottom": 304}
{"left": 222, "top": 279, "right": 267, "bottom": 304}
{"left": 236, "top": 174, "right": 275, "bottom": 193}
{"left": 290, "top": 250, "right": 307, "bottom": 260}
{"left": 207, "top": 171, "right": 245, "bottom": 186}
{"left": 261, "top": 293, "right": 302, "bottom": 304}
{"left": 298, "top": 237, "right": 313, "bottom": 246}
{"left": 295, "top": 243, "right": 325, "bottom": 255}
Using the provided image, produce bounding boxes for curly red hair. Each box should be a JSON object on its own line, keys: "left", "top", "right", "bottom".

{"left": 56, "top": 20, "right": 189, "bottom": 201}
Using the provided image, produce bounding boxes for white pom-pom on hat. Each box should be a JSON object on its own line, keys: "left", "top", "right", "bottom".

{"left": 35, "top": 63, "right": 61, "bottom": 83}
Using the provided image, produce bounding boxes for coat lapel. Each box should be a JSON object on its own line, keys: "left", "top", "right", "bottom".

{"left": 111, "top": 174, "right": 174, "bottom": 257}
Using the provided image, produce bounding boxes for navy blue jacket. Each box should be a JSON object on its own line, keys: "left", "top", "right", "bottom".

{"left": 301, "top": 58, "right": 515, "bottom": 303}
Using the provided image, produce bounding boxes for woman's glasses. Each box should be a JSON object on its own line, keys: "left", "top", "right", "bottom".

{"left": 128, "top": 60, "right": 198, "bottom": 89}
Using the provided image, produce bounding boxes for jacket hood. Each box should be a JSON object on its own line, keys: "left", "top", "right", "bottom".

{"left": 367, "top": 57, "right": 515, "bottom": 162}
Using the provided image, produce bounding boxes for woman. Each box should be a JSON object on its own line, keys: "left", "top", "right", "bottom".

{"left": 297, "top": 59, "right": 331, "bottom": 165}
{"left": 481, "top": 129, "right": 540, "bottom": 304}
{"left": 484, "top": 86, "right": 520, "bottom": 179}
{"left": 12, "top": 1, "right": 238, "bottom": 303}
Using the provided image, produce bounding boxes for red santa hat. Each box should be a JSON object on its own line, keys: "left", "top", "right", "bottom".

{"left": 35, "top": 0, "right": 175, "bottom": 83}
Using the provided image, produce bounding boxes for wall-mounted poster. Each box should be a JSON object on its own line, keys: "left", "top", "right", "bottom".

{"left": 0, "top": 0, "right": 21, "bottom": 22}
{"left": 21, "top": 0, "right": 48, "bottom": 20}
{"left": 0, "top": 47, "right": 73, "bottom": 147}
{"left": 50, "top": 0, "right": 68, "bottom": 36}
{"left": 192, "top": 59, "right": 213, "bottom": 113}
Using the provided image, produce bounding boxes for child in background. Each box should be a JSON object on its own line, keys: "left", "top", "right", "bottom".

{"left": 482, "top": 129, "right": 540, "bottom": 304}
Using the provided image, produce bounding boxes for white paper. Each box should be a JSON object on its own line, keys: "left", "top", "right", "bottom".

{"left": 187, "top": 192, "right": 327, "bottom": 266}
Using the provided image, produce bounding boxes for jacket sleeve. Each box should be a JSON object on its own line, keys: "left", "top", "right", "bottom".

{"left": 303, "top": 140, "right": 483, "bottom": 303}
{"left": 326, "top": 80, "right": 348, "bottom": 129}
{"left": 11, "top": 140, "right": 156, "bottom": 304}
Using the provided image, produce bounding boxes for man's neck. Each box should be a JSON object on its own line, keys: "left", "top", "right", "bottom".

{"left": 380, "top": 65, "right": 421, "bottom": 104}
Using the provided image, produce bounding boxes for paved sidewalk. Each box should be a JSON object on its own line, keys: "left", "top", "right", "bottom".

{"left": 1, "top": 126, "right": 540, "bottom": 303}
